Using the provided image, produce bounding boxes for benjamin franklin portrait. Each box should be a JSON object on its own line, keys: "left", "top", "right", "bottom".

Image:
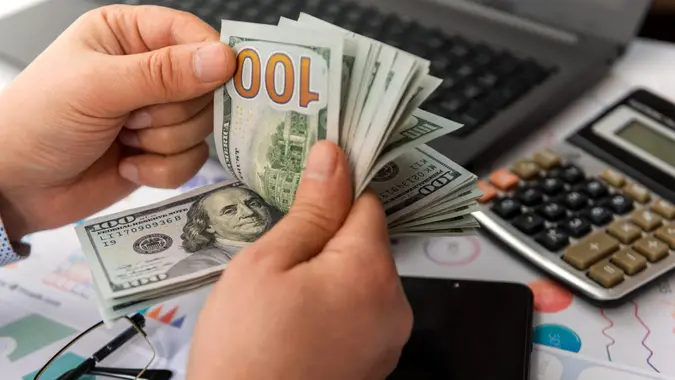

{"left": 166, "top": 186, "right": 281, "bottom": 278}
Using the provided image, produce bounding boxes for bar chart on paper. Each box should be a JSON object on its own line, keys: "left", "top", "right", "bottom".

{"left": 139, "top": 304, "right": 187, "bottom": 329}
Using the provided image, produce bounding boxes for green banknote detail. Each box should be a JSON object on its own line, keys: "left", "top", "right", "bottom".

{"left": 341, "top": 55, "right": 355, "bottom": 104}
{"left": 259, "top": 112, "right": 312, "bottom": 212}
{"left": 222, "top": 36, "right": 333, "bottom": 212}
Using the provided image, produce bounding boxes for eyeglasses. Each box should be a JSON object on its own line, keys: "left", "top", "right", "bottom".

{"left": 33, "top": 313, "right": 173, "bottom": 380}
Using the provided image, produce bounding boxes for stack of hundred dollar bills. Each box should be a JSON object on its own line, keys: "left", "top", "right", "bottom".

{"left": 76, "top": 14, "right": 484, "bottom": 323}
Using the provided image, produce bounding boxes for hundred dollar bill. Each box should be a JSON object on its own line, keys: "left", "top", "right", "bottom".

{"left": 78, "top": 145, "right": 472, "bottom": 302}
{"left": 359, "top": 75, "right": 442, "bottom": 183}
{"left": 369, "top": 145, "right": 475, "bottom": 223}
{"left": 295, "top": 13, "right": 381, "bottom": 148}
{"left": 391, "top": 215, "right": 481, "bottom": 233}
{"left": 390, "top": 229, "right": 476, "bottom": 238}
{"left": 278, "top": 16, "right": 372, "bottom": 139}
{"left": 344, "top": 45, "right": 396, "bottom": 161}
{"left": 357, "top": 108, "right": 464, "bottom": 194}
{"left": 391, "top": 204, "right": 482, "bottom": 230}
{"left": 77, "top": 15, "right": 487, "bottom": 323}
{"left": 393, "top": 188, "right": 483, "bottom": 226}
{"left": 75, "top": 180, "right": 284, "bottom": 301}
{"left": 293, "top": 14, "right": 434, "bottom": 181}
{"left": 349, "top": 53, "right": 417, "bottom": 174}
{"left": 214, "top": 20, "right": 344, "bottom": 213}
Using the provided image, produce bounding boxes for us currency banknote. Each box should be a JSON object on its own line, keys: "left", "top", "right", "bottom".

{"left": 75, "top": 181, "right": 278, "bottom": 300}
{"left": 77, "top": 15, "right": 486, "bottom": 323}
{"left": 214, "top": 20, "right": 344, "bottom": 213}
{"left": 77, "top": 145, "right": 477, "bottom": 322}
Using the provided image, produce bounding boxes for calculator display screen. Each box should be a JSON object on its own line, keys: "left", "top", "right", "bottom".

{"left": 615, "top": 120, "right": 675, "bottom": 168}
{"left": 570, "top": 89, "right": 675, "bottom": 203}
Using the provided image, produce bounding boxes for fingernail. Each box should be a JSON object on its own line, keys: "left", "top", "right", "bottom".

{"left": 118, "top": 130, "right": 140, "bottom": 148}
{"left": 304, "top": 141, "right": 337, "bottom": 182}
{"left": 194, "top": 43, "right": 228, "bottom": 83}
{"left": 119, "top": 162, "right": 139, "bottom": 183}
{"left": 126, "top": 111, "right": 151, "bottom": 129}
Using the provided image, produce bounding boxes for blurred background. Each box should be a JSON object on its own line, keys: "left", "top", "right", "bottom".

{"left": 641, "top": 0, "right": 675, "bottom": 42}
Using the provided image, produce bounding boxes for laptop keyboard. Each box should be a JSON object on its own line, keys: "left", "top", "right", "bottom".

{"left": 106, "top": 0, "right": 557, "bottom": 136}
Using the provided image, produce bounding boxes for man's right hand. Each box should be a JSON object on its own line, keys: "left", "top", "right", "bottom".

{"left": 187, "top": 140, "right": 413, "bottom": 380}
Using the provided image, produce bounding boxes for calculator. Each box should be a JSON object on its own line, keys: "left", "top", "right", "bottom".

{"left": 474, "top": 89, "right": 675, "bottom": 302}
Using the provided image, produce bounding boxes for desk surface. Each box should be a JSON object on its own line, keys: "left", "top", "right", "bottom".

{"left": 2, "top": 2, "right": 675, "bottom": 380}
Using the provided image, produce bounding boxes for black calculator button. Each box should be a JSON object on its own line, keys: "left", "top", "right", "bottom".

{"left": 535, "top": 228, "right": 570, "bottom": 252}
{"left": 547, "top": 167, "right": 563, "bottom": 179}
{"left": 492, "top": 198, "right": 522, "bottom": 219}
{"left": 516, "top": 186, "right": 544, "bottom": 207}
{"left": 513, "top": 213, "right": 545, "bottom": 235}
{"left": 560, "top": 165, "right": 585, "bottom": 184}
{"left": 562, "top": 217, "right": 592, "bottom": 238}
{"left": 538, "top": 177, "right": 565, "bottom": 196}
{"left": 537, "top": 202, "right": 567, "bottom": 222}
{"left": 600, "top": 194, "right": 634, "bottom": 215}
{"left": 560, "top": 191, "right": 589, "bottom": 211}
{"left": 583, "top": 206, "right": 614, "bottom": 226}
{"left": 579, "top": 179, "right": 608, "bottom": 199}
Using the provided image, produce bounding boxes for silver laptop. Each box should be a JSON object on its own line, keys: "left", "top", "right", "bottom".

{"left": 0, "top": 0, "right": 652, "bottom": 171}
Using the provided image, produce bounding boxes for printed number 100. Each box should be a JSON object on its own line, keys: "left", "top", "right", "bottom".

{"left": 233, "top": 48, "right": 319, "bottom": 108}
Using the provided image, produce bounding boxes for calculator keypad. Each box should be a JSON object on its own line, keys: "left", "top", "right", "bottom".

{"left": 535, "top": 228, "right": 569, "bottom": 252}
{"left": 561, "top": 217, "right": 592, "bottom": 238}
{"left": 634, "top": 236, "right": 669, "bottom": 262}
{"left": 563, "top": 232, "right": 620, "bottom": 270}
{"left": 607, "top": 221, "right": 641, "bottom": 244}
{"left": 630, "top": 209, "right": 662, "bottom": 232}
{"left": 600, "top": 193, "right": 634, "bottom": 215}
{"left": 588, "top": 261, "right": 625, "bottom": 288}
{"left": 559, "top": 191, "right": 588, "bottom": 211}
{"left": 513, "top": 213, "right": 545, "bottom": 235}
{"left": 611, "top": 249, "right": 647, "bottom": 275}
{"left": 653, "top": 200, "right": 675, "bottom": 219}
{"left": 656, "top": 225, "right": 675, "bottom": 248}
{"left": 479, "top": 148, "right": 675, "bottom": 291}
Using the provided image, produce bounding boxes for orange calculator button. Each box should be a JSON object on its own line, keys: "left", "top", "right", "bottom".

{"left": 477, "top": 180, "right": 498, "bottom": 203}
{"left": 489, "top": 169, "right": 520, "bottom": 191}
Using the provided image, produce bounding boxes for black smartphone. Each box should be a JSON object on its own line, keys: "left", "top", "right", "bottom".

{"left": 388, "top": 277, "right": 535, "bottom": 380}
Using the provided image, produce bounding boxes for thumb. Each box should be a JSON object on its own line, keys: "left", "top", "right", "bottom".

{"left": 105, "top": 42, "right": 235, "bottom": 112}
{"left": 250, "top": 141, "right": 354, "bottom": 270}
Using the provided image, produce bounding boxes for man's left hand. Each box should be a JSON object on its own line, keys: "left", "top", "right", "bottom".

{"left": 0, "top": 5, "right": 235, "bottom": 241}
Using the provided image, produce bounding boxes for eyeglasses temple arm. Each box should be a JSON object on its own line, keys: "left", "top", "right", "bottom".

{"left": 90, "top": 367, "right": 173, "bottom": 380}
{"left": 56, "top": 314, "right": 147, "bottom": 380}
{"left": 56, "top": 358, "right": 95, "bottom": 380}
{"left": 94, "top": 314, "right": 147, "bottom": 363}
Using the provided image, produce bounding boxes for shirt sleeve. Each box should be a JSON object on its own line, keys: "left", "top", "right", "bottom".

{"left": 0, "top": 218, "right": 27, "bottom": 267}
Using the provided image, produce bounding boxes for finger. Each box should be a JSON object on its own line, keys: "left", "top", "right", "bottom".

{"left": 104, "top": 41, "right": 234, "bottom": 112}
{"left": 118, "top": 142, "right": 209, "bottom": 188}
{"left": 95, "top": 5, "right": 220, "bottom": 54}
{"left": 322, "top": 190, "right": 394, "bottom": 270}
{"left": 119, "top": 102, "right": 213, "bottom": 155}
{"left": 246, "top": 141, "right": 353, "bottom": 270}
{"left": 125, "top": 93, "right": 212, "bottom": 130}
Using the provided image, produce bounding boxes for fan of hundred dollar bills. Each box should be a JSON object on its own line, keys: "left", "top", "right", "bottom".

{"left": 76, "top": 14, "right": 483, "bottom": 323}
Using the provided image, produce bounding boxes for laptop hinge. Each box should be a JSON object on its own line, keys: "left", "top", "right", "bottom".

{"left": 434, "top": 0, "right": 578, "bottom": 45}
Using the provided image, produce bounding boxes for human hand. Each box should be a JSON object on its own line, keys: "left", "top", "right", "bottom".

{"left": 0, "top": 5, "right": 235, "bottom": 241}
{"left": 188, "top": 141, "right": 413, "bottom": 380}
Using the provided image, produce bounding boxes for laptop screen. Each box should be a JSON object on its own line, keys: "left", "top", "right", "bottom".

{"left": 458, "top": 0, "right": 650, "bottom": 44}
